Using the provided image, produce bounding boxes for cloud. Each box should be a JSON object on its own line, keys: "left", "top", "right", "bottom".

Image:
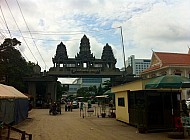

{"left": 1, "top": 0, "right": 190, "bottom": 83}
{"left": 120, "top": 1, "right": 190, "bottom": 58}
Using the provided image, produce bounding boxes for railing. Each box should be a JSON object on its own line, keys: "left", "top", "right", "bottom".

{"left": 181, "top": 116, "right": 190, "bottom": 136}
{"left": 0, "top": 123, "right": 32, "bottom": 140}
{"left": 181, "top": 116, "right": 190, "bottom": 128}
{"left": 80, "top": 105, "right": 116, "bottom": 118}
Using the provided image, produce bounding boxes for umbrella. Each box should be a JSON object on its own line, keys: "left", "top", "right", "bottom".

{"left": 145, "top": 75, "right": 190, "bottom": 89}
{"left": 145, "top": 75, "right": 190, "bottom": 117}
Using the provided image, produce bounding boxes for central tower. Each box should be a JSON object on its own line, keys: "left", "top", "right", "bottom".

{"left": 76, "top": 35, "right": 95, "bottom": 67}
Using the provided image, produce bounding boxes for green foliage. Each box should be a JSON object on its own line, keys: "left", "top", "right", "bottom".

{"left": 77, "top": 87, "right": 91, "bottom": 97}
{"left": 97, "top": 84, "right": 103, "bottom": 96}
{"left": 96, "top": 80, "right": 112, "bottom": 95}
{"left": 56, "top": 81, "right": 68, "bottom": 100}
{"left": 88, "top": 85, "right": 97, "bottom": 95}
{"left": 0, "top": 38, "right": 34, "bottom": 92}
{"left": 102, "top": 80, "right": 111, "bottom": 91}
{"left": 76, "top": 80, "right": 112, "bottom": 98}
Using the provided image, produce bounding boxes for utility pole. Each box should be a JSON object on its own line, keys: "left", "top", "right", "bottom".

{"left": 119, "top": 26, "right": 127, "bottom": 73}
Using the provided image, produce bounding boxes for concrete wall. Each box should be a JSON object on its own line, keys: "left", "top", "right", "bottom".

{"left": 115, "top": 91, "right": 129, "bottom": 123}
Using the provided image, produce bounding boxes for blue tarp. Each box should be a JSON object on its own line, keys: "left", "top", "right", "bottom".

{"left": 14, "top": 99, "right": 29, "bottom": 124}
{"left": 0, "top": 99, "right": 15, "bottom": 124}
{"left": 0, "top": 84, "right": 29, "bottom": 124}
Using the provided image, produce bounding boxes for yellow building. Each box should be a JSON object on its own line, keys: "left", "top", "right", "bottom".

{"left": 111, "top": 80, "right": 143, "bottom": 123}
{"left": 111, "top": 79, "right": 181, "bottom": 132}
{"left": 112, "top": 50, "right": 190, "bottom": 132}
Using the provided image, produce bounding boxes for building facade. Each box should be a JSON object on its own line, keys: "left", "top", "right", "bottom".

{"left": 67, "top": 84, "right": 81, "bottom": 96}
{"left": 141, "top": 51, "right": 190, "bottom": 79}
{"left": 126, "top": 55, "right": 151, "bottom": 76}
{"left": 141, "top": 51, "right": 190, "bottom": 100}
{"left": 73, "top": 77, "right": 110, "bottom": 88}
{"left": 67, "top": 78, "right": 110, "bottom": 96}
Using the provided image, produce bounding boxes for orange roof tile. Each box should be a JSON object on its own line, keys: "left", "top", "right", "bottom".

{"left": 142, "top": 65, "right": 160, "bottom": 73}
{"left": 155, "top": 52, "right": 190, "bottom": 66}
{"left": 142, "top": 52, "right": 190, "bottom": 73}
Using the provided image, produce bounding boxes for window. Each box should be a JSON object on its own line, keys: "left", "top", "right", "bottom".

{"left": 118, "top": 97, "right": 125, "bottom": 107}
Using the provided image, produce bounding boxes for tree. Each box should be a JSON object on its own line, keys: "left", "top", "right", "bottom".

{"left": 88, "top": 85, "right": 97, "bottom": 96}
{"left": 77, "top": 87, "right": 90, "bottom": 97}
{"left": 102, "top": 80, "right": 111, "bottom": 93}
{"left": 97, "top": 84, "right": 103, "bottom": 96}
{"left": 0, "top": 38, "right": 34, "bottom": 92}
{"left": 56, "top": 82, "right": 69, "bottom": 100}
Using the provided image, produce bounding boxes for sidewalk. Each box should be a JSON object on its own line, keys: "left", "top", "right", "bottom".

{"left": 9, "top": 107, "right": 189, "bottom": 140}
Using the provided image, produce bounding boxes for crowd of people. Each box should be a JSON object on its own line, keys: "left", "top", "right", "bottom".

{"left": 65, "top": 101, "right": 73, "bottom": 112}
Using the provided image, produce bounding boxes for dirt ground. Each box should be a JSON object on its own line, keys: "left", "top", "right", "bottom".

{"left": 7, "top": 105, "right": 189, "bottom": 140}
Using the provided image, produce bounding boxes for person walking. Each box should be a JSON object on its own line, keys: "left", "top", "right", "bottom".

{"left": 80, "top": 101, "right": 84, "bottom": 118}
{"left": 80, "top": 101, "right": 84, "bottom": 111}
{"left": 70, "top": 101, "right": 73, "bottom": 112}
{"left": 87, "top": 100, "right": 92, "bottom": 109}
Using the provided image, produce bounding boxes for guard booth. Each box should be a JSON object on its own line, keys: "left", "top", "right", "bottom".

{"left": 128, "top": 90, "right": 181, "bottom": 132}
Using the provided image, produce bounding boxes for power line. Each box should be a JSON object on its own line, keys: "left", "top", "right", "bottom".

{"left": 0, "top": 14, "right": 9, "bottom": 36}
{"left": 0, "top": 4, "right": 29, "bottom": 62}
{"left": 0, "top": 5, "right": 11, "bottom": 38}
{"left": 0, "top": 26, "right": 119, "bottom": 35}
{"left": 0, "top": 19, "right": 7, "bottom": 38}
{"left": 16, "top": 0, "right": 47, "bottom": 70}
{"left": 0, "top": 31, "right": 6, "bottom": 39}
{"left": 4, "top": 0, "right": 38, "bottom": 62}
{"left": 18, "top": 36, "right": 80, "bottom": 42}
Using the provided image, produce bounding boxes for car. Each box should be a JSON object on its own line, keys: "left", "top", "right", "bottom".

{"left": 72, "top": 101, "right": 78, "bottom": 109}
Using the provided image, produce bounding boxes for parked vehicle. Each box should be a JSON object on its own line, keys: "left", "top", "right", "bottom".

{"left": 72, "top": 101, "right": 78, "bottom": 109}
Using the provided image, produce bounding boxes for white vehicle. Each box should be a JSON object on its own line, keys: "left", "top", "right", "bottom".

{"left": 72, "top": 101, "right": 78, "bottom": 109}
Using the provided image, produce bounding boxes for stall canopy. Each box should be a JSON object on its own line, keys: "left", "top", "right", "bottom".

{"left": 0, "top": 84, "right": 28, "bottom": 124}
{"left": 0, "top": 84, "right": 28, "bottom": 99}
{"left": 145, "top": 75, "right": 190, "bottom": 89}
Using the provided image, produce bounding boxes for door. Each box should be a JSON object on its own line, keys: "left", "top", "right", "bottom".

{"left": 147, "top": 92, "right": 164, "bottom": 129}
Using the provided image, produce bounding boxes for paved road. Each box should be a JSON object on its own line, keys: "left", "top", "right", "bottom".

{"left": 9, "top": 106, "right": 188, "bottom": 140}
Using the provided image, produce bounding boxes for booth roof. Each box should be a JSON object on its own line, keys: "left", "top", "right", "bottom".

{"left": 0, "top": 84, "right": 28, "bottom": 99}
{"left": 96, "top": 95, "right": 109, "bottom": 98}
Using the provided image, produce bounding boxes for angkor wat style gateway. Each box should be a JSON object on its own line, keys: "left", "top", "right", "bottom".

{"left": 48, "top": 35, "right": 122, "bottom": 77}
{"left": 24, "top": 35, "right": 124, "bottom": 106}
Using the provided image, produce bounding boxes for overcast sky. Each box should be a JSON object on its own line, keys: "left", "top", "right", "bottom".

{"left": 1, "top": 0, "right": 190, "bottom": 83}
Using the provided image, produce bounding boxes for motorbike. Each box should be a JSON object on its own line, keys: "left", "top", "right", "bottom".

{"left": 49, "top": 102, "right": 61, "bottom": 115}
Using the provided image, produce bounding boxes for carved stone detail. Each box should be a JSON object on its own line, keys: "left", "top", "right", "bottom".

{"left": 51, "top": 35, "right": 120, "bottom": 75}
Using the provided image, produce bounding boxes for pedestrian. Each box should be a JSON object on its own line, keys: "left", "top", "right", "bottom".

{"left": 65, "top": 102, "right": 68, "bottom": 112}
{"left": 70, "top": 101, "right": 73, "bottom": 112}
{"left": 67, "top": 101, "right": 71, "bottom": 111}
{"left": 87, "top": 100, "right": 91, "bottom": 109}
{"left": 80, "top": 101, "right": 84, "bottom": 111}
{"left": 182, "top": 100, "right": 189, "bottom": 117}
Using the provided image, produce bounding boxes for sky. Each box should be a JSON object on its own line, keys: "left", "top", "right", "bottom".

{"left": 0, "top": 0, "right": 190, "bottom": 83}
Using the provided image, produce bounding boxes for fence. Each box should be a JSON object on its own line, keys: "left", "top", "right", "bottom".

{"left": 0, "top": 123, "right": 32, "bottom": 140}
{"left": 181, "top": 116, "right": 190, "bottom": 136}
{"left": 80, "top": 104, "right": 115, "bottom": 118}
